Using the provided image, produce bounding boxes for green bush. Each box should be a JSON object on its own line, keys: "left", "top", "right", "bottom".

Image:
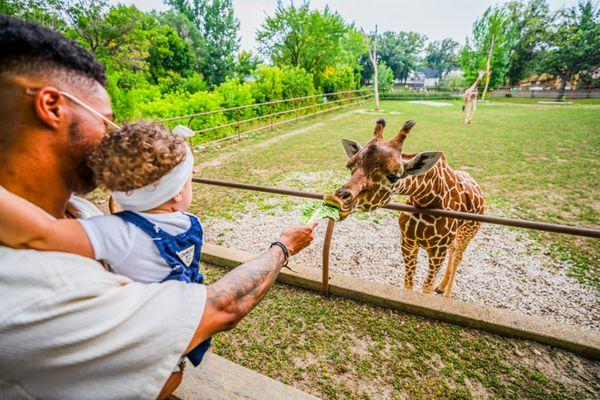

{"left": 251, "top": 65, "right": 284, "bottom": 103}
{"left": 321, "top": 65, "right": 357, "bottom": 96}
{"left": 104, "top": 63, "right": 365, "bottom": 144}
{"left": 216, "top": 78, "right": 256, "bottom": 121}
{"left": 377, "top": 62, "right": 394, "bottom": 94}
{"left": 281, "top": 66, "right": 315, "bottom": 99}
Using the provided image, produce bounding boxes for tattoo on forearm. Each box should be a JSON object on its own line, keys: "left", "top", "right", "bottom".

{"left": 209, "top": 248, "right": 285, "bottom": 315}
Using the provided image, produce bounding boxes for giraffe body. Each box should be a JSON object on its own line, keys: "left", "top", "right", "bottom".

{"left": 325, "top": 119, "right": 484, "bottom": 298}
{"left": 463, "top": 70, "right": 485, "bottom": 125}
{"left": 396, "top": 158, "right": 484, "bottom": 295}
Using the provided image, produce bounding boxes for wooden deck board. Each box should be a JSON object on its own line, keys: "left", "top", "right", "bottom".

{"left": 174, "top": 352, "right": 318, "bottom": 400}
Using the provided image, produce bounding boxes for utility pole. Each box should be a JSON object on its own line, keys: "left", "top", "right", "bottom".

{"left": 364, "top": 25, "right": 380, "bottom": 111}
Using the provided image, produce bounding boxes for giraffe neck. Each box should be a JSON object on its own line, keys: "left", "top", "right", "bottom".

{"left": 393, "top": 156, "right": 451, "bottom": 208}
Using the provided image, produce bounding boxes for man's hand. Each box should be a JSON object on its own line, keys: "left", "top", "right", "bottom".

{"left": 277, "top": 222, "right": 318, "bottom": 256}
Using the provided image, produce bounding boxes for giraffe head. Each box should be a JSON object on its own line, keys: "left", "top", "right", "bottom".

{"left": 324, "top": 119, "right": 442, "bottom": 220}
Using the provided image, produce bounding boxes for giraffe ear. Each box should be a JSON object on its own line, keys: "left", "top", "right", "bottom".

{"left": 341, "top": 138, "right": 362, "bottom": 159}
{"left": 401, "top": 151, "right": 442, "bottom": 178}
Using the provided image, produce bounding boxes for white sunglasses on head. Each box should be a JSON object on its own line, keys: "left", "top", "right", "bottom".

{"left": 24, "top": 87, "right": 120, "bottom": 129}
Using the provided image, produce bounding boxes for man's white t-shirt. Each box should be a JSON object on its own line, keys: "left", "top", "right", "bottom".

{"left": 0, "top": 196, "right": 207, "bottom": 400}
{"left": 79, "top": 212, "right": 199, "bottom": 283}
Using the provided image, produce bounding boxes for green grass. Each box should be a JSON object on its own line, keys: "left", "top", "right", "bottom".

{"left": 204, "top": 264, "right": 595, "bottom": 400}
{"left": 192, "top": 99, "right": 600, "bottom": 290}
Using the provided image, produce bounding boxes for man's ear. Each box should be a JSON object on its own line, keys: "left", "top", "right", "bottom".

{"left": 34, "top": 87, "right": 64, "bottom": 130}
{"left": 401, "top": 151, "right": 442, "bottom": 178}
{"left": 341, "top": 138, "right": 362, "bottom": 159}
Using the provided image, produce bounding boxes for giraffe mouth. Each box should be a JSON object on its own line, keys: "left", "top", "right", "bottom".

{"left": 323, "top": 194, "right": 352, "bottom": 220}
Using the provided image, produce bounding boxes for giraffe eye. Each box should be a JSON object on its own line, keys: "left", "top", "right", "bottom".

{"left": 386, "top": 173, "right": 401, "bottom": 183}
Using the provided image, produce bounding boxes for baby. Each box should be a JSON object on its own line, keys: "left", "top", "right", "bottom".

{"left": 0, "top": 120, "right": 210, "bottom": 367}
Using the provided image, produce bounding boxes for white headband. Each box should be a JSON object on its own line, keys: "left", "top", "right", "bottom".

{"left": 111, "top": 126, "right": 195, "bottom": 212}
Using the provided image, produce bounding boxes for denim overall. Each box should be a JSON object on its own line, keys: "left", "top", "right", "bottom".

{"left": 115, "top": 211, "right": 211, "bottom": 366}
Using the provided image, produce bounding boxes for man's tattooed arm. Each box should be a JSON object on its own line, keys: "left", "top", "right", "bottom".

{"left": 208, "top": 247, "right": 285, "bottom": 325}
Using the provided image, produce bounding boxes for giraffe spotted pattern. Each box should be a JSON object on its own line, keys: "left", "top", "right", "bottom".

{"left": 325, "top": 119, "right": 485, "bottom": 298}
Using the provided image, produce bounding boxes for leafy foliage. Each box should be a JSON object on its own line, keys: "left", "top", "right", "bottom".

{"left": 378, "top": 31, "right": 427, "bottom": 83}
{"left": 425, "top": 38, "right": 460, "bottom": 79}
{"left": 377, "top": 62, "right": 394, "bottom": 94}
{"left": 460, "top": 6, "right": 512, "bottom": 87}
{"left": 256, "top": 1, "right": 365, "bottom": 89}
{"left": 536, "top": 1, "right": 600, "bottom": 95}
{"left": 167, "top": 0, "right": 240, "bottom": 86}
{"left": 504, "top": 0, "right": 551, "bottom": 85}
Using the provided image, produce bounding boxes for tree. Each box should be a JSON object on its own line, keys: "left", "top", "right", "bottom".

{"left": 160, "top": 10, "right": 206, "bottom": 63}
{"left": 425, "top": 38, "right": 460, "bottom": 79}
{"left": 504, "top": 0, "right": 550, "bottom": 85}
{"left": 537, "top": 0, "right": 600, "bottom": 99}
{"left": 256, "top": 1, "right": 364, "bottom": 89}
{"left": 378, "top": 31, "right": 427, "bottom": 84}
{"left": 167, "top": 0, "right": 240, "bottom": 86}
{"left": 234, "top": 50, "right": 262, "bottom": 80}
{"left": 460, "top": 6, "right": 511, "bottom": 94}
{"left": 0, "top": 0, "right": 66, "bottom": 31}
{"left": 146, "top": 22, "right": 197, "bottom": 82}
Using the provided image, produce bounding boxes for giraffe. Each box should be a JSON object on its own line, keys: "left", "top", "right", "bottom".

{"left": 463, "top": 70, "right": 486, "bottom": 124}
{"left": 324, "top": 119, "right": 485, "bottom": 298}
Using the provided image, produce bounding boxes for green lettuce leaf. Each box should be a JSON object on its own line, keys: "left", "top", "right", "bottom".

{"left": 300, "top": 201, "right": 341, "bottom": 224}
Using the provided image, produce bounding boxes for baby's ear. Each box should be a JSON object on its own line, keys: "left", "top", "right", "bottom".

{"left": 173, "top": 189, "right": 184, "bottom": 202}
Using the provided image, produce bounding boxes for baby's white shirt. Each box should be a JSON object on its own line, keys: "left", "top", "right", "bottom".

{"left": 79, "top": 211, "right": 198, "bottom": 283}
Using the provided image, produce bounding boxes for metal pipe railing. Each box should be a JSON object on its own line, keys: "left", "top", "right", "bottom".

{"left": 192, "top": 93, "right": 372, "bottom": 134}
{"left": 155, "top": 89, "right": 371, "bottom": 124}
{"left": 200, "top": 96, "right": 372, "bottom": 147}
{"left": 192, "top": 178, "right": 600, "bottom": 239}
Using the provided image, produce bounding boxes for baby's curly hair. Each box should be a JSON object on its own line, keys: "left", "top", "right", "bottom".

{"left": 89, "top": 121, "right": 187, "bottom": 192}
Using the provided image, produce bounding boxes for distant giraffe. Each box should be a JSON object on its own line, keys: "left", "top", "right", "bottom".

{"left": 463, "top": 70, "right": 485, "bottom": 124}
{"left": 324, "top": 119, "right": 485, "bottom": 297}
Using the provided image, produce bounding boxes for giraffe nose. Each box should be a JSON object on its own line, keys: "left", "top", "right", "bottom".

{"left": 335, "top": 187, "right": 354, "bottom": 204}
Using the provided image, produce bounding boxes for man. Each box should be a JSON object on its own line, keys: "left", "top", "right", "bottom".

{"left": 0, "top": 16, "right": 316, "bottom": 399}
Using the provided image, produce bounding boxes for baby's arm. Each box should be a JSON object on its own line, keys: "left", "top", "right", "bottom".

{"left": 0, "top": 189, "right": 94, "bottom": 258}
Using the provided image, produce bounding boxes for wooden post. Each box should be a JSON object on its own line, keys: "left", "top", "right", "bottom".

{"left": 322, "top": 218, "right": 335, "bottom": 295}
{"left": 270, "top": 104, "right": 274, "bottom": 131}
{"left": 236, "top": 115, "right": 241, "bottom": 141}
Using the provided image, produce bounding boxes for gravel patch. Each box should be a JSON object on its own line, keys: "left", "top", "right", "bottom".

{"left": 202, "top": 172, "right": 599, "bottom": 331}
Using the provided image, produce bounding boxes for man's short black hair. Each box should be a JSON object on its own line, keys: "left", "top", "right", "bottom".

{"left": 0, "top": 15, "right": 107, "bottom": 85}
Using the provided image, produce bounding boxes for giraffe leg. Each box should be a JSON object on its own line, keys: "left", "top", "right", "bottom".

{"left": 435, "top": 241, "right": 457, "bottom": 295}
{"left": 401, "top": 240, "right": 418, "bottom": 290}
{"left": 440, "top": 222, "right": 480, "bottom": 298}
{"left": 423, "top": 246, "right": 448, "bottom": 294}
{"left": 464, "top": 101, "right": 474, "bottom": 124}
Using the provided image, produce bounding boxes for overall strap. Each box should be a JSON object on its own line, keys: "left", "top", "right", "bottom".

{"left": 114, "top": 211, "right": 167, "bottom": 239}
{"left": 184, "top": 213, "right": 203, "bottom": 237}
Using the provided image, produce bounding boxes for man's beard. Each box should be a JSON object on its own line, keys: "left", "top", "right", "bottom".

{"left": 67, "top": 121, "right": 98, "bottom": 194}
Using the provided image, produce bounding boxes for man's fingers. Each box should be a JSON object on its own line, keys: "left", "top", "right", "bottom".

{"left": 306, "top": 221, "right": 319, "bottom": 231}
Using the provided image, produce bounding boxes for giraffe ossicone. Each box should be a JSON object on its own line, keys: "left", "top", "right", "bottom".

{"left": 324, "top": 119, "right": 485, "bottom": 298}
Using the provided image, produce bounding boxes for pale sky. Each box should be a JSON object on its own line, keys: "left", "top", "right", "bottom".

{"left": 113, "top": 0, "right": 581, "bottom": 52}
